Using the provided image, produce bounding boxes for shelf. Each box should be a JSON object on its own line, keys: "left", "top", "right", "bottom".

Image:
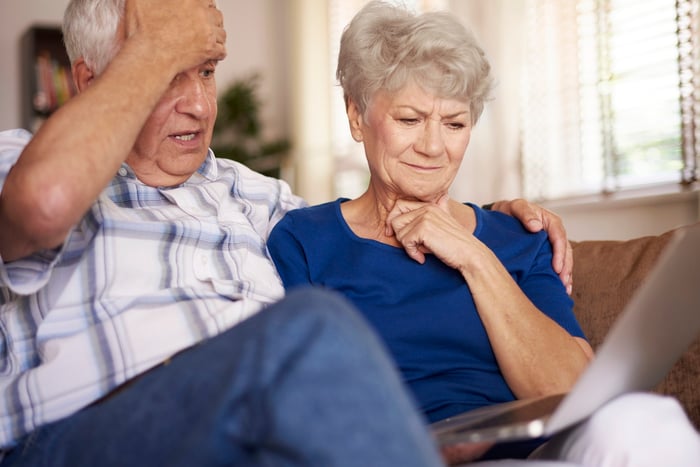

{"left": 21, "top": 25, "right": 76, "bottom": 133}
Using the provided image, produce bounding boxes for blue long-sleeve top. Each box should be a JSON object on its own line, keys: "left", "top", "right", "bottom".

{"left": 267, "top": 199, "right": 584, "bottom": 423}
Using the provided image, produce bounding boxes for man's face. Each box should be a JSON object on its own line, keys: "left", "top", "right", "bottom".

{"left": 126, "top": 60, "right": 219, "bottom": 187}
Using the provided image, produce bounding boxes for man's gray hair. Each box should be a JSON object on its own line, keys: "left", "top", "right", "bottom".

{"left": 336, "top": 0, "right": 493, "bottom": 125}
{"left": 62, "top": 0, "right": 125, "bottom": 75}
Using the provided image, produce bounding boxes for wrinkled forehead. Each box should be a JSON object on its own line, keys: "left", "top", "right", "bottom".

{"left": 369, "top": 78, "right": 470, "bottom": 110}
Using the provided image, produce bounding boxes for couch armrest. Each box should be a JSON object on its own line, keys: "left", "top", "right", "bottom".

{"left": 570, "top": 225, "right": 700, "bottom": 429}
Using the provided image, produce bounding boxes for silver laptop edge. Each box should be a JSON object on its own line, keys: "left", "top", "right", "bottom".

{"left": 546, "top": 224, "right": 700, "bottom": 433}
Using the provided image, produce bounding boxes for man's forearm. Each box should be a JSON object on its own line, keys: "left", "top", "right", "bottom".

{"left": 0, "top": 41, "right": 180, "bottom": 261}
{"left": 0, "top": 0, "right": 227, "bottom": 262}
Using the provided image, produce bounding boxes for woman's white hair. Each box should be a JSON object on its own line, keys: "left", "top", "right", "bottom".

{"left": 62, "top": 0, "right": 125, "bottom": 75}
{"left": 336, "top": 0, "right": 494, "bottom": 125}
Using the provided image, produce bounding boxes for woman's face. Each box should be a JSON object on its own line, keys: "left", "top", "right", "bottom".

{"left": 349, "top": 81, "right": 472, "bottom": 203}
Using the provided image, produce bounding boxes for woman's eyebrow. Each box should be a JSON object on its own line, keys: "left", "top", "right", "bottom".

{"left": 395, "top": 105, "right": 469, "bottom": 117}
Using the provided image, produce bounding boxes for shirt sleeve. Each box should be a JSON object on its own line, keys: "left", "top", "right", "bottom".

{"left": 0, "top": 129, "right": 66, "bottom": 296}
{"left": 0, "top": 129, "right": 32, "bottom": 192}
{"left": 267, "top": 213, "right": 314, "bottom": 289}
{"left": 519, "top": 236, "right": 585, "bottom": 339}
{"left": 473, "top": 205, "right": 585, "bottom": 340}
{"left": 266, "top": 179, "right": 307, "bottom": 238}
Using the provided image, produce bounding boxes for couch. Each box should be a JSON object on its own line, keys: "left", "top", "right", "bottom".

{"left": 570, "top": 223, "right": 700, "bottom": 430}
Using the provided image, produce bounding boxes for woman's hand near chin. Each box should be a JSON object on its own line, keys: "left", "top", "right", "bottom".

{"left": 384, "top": 196, "right": 487, "bottom": 273}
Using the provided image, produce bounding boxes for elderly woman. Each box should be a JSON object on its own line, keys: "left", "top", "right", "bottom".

{"left": 268, "top": 1, "right": 700, "bottom": 464}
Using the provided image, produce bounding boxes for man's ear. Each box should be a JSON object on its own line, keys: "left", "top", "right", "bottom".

{"left": 71, "top": 58, "right": 95, "bottom": 93}
{"left": 347, "top": 98, "right": 364, "bottom": 142}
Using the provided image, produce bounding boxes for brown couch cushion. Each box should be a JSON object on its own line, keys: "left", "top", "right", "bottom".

{"left": 571, "top": 226, "right": 700, "bottom": 429}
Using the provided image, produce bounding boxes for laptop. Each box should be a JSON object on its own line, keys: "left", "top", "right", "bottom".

{"left": 432, "top": 222, "right": 700, "bottom": 446}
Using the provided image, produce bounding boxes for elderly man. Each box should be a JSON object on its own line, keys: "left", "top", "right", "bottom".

{"left": 0, "top": 1, "right": 572, "bottom": 465}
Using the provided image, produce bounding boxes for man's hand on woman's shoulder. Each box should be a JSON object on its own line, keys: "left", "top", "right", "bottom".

{"left": 488, "top": 199, "right": 573, "bottom": 294}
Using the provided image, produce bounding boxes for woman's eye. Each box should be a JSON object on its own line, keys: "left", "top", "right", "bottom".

{"left": 446, "top": 122, "right": 466, "bottom": 130}
{"left": 399, "top": 118, "right": 420, "bottom": 125}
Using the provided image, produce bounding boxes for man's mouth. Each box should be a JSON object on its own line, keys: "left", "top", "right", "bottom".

{"left": 173, "top": 133, "right": 197, "bottom": 142}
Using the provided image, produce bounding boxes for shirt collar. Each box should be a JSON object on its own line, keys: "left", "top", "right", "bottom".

{"left": 195, "top": 149, "right": 219, "bottom": 181}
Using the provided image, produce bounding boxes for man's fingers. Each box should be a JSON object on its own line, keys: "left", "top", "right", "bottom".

{"left": 562, "top": 241, "right": 574, "bottom": 295}
{"left": 490, "top": 198, "right": 574, "bottom": 292}
{"left": 493, "top": 199, "right": 543, "bottom": 232}
{"left": 549, "top": 228, "right": 567, "bottom": 274}
{"left": 550, "top": 234, "right": 573, "bottom": 291}
{"left": 542, "top": 211, "right": 574, "bottom": 294}
{"left": 126, "top": 0, "right": 228, "bottom": 70}
{"left": 540, "top": 210, "right": 566, "bottom": 268}
{"left": 214, "top": 27, "right": 227, "bottom": 58}
{"left": 513, "top": 199, "right": 545, "bottom": 233}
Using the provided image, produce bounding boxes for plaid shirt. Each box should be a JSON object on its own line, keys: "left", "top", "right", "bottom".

{"left": 0, "top": 129, "right": 305, "bottom": 448}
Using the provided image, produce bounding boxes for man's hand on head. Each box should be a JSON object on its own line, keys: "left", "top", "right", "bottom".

{"left": 488, "top": 199, "right": 573, "bottom": 294}
{"left": 124, "top": 0, "right": 227, "bottom": 75}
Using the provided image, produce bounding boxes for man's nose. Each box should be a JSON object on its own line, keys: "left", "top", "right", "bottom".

{"left": 174, "top": 75, "right": 210, "bottom": 118}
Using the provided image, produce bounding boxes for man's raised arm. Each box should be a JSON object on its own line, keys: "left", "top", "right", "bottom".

{"left": 0, "top": 0, "right": 226, "bottom": 262}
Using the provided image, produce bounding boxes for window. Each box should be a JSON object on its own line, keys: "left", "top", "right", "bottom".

{"left": 520, "top": 0, "right": 699, "bottom": 201}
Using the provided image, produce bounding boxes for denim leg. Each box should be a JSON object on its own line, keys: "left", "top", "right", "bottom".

{"left": 2, "top": 287, "right": 443, "bottom": 467}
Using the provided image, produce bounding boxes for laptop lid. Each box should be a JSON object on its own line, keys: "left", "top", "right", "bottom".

{"left": 546, "top": 222, "right": 700, "bottom": 432}
{"left": 433, "top": 223, "right": 700, "bottom": 446}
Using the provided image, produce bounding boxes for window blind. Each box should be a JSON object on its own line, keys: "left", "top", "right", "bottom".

{"left": 521, "top": 0, "right": 699, "bottom": 201}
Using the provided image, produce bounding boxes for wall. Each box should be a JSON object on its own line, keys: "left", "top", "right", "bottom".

{"left": 546, "top": 186, "right": 700, "bottom": 241}
{"left": 0, "top": 0, "right": 290, "bottom": 146}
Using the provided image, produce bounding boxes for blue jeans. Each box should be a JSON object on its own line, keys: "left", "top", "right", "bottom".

{"left": 2, "top": 288, "right": 443, "bottom": 467}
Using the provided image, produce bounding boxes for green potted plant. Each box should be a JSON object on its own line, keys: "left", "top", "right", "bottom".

{"left": 212, "top": 74, "right": 290, "bottom": 178}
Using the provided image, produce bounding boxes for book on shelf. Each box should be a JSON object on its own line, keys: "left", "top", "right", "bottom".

{"left": 33, "top": 50, "right": 76, "bottom": 115}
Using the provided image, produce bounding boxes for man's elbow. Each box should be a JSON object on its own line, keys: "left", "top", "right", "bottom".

{"left": 0, "top": 185, "right": 73, "bottom": 261}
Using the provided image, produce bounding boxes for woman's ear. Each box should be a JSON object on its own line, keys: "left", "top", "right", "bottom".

{"left": 346, "top": 99, "right": 364, "bottom": 142}
{"left": 71, "top": 58, "right": 95, "bottom": 93}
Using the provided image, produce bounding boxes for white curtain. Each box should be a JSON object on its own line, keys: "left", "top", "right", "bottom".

{"left": 447, "top": 0, "right": 527, "bottom": 205}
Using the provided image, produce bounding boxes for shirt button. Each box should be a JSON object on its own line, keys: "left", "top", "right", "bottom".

{"left": 118, "top": 167, "right": 128, "bottom": 177}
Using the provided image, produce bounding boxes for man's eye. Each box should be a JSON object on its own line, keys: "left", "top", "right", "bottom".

{"left": 201, "top": 69, "right": 215, "bottom": 78}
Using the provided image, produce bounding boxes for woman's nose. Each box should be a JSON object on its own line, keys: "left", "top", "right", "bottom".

{"left": 418, "top": 120, "right": 445, "bottom": 157}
